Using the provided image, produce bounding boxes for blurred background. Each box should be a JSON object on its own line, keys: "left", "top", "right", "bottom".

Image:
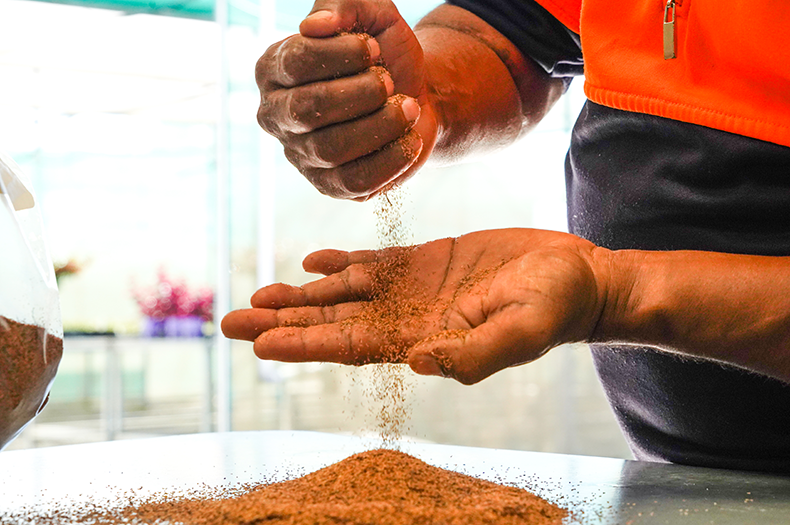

{"left": 1, "top": 0, "right": 631, "bottom": 459}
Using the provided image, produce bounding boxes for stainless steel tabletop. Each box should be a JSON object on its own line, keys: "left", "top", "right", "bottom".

{"left": 0, "top": 430, "right": 788, "bottom": 524}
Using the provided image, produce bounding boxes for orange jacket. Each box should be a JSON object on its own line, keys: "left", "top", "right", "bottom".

{"left": 535, "top": 0, "right": 790, "bottom": 149}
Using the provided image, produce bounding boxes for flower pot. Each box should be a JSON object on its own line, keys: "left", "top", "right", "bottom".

{"left": 163, "top": 315, "right": 204, "bottom": 338}
{"left": 142, "top": 317, "right": 166, "bottom": 337}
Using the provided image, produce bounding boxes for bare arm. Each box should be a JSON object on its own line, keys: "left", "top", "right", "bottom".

{"left": 223, "top": 228, "right": 790, "bottom": 385}
{"left": 597, "top": 249, "right": 790, "bottom": 383}
{"left": 256, "top": 0, "right": 563, "bottom": 199}
{"left": 415, "top": 4, "right": 564, "bottom": 165}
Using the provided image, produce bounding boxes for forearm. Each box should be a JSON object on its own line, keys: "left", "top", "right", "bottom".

{"left": 595, "top": 248, "right": 790, "bottom": 383}
{"left": 414, "top": 4, "right": 564, "bottom": 165}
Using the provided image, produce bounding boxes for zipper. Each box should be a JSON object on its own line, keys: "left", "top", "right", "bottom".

{"left": 663, "top": 0, "right": 676, "bottom": 59}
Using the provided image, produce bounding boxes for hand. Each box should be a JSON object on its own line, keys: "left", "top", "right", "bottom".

{"left": 256, "top": 0, "right": 439, "bottom": 200}
{"left": 222, "top": 228, "right": 608, "bottom": 384}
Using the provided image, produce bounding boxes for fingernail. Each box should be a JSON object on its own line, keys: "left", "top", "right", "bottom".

{"left": 410, "top": 354, "right": 443, "bottom": 376}
{"left": 400, "top": 97, "right": 420, "bottom": 124}
{"left": 304, "top": 10, "right": 334, "bottom": 24}
{"left": 398, "top": 129, "right": 423, "bottom": 162}
{"left": 382, "top": 70, "right": 394, "bottom": 96}
{"left": 365, "top": 37, "right": 381, "bottom": 62}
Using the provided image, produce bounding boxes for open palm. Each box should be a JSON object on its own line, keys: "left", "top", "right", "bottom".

{"left": 222, "top": 228, "right": 607, "bottom": 384}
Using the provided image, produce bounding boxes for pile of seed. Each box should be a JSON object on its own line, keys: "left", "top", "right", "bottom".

{"left": 3, "top": 449, "right": 567, "bottom": 524}
{"left": 1, "top": 171, "right": 573, "bottom": 525}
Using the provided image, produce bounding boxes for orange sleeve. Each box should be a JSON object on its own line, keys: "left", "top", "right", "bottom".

{"left": 532, "top": 0, "right": 581, "bottom": 33}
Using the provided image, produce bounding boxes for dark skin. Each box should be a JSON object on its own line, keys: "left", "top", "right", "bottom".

{"left": 234, "top": 0, "right": 790, "bottom": 385}
{"left": 224, "top": 229, "right": 603, "bottom": 385}
{"left": 222, "top": 229, "right": 790, "bottom": 385}
{"left": 255, "top": 0, "right": 563, "bottom": 200}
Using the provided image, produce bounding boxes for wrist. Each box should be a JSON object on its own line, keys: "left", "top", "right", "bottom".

{"left": 413, "top": 13, "right": 526, "bottom": 164}
{"left": 588, "top": 246, "right": 650, "bottom": 346}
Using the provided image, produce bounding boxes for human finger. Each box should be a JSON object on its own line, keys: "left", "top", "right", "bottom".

{"left": 297, "top": 0, "right": 426, "bottom": 101}
{"left": 222, "top": 308, "right": 278, "bottom": 341}
{"left": 253, "top": 323, "right": 389, "bottom": 365}
{"left": 407, "top": 310, "right": 549, "bottom": 385}
{"left": 221, "top": 303, "right": 362, "bottom": 341}
{"left": 281, "top": 95, "right": 420, "bottom": 167}
{"left": 250, "top": 264, "right": 374, "bottom": 308}
{"left": 299, "top": 0, "right": 403, "bottom": 39}
{"left": 259, "top": 67, "right": 394, "bottom": 136}
{"left": 303, "top": 248, "right": 378, "bottom": 275}
{"left": 257, "top": 33, "right": 379, "bottom": 89}
{"left": 337, "top": 100, "right": 438, "bottom": 201}
{"left": 298, "top": 129, "right": 423, "bottom": 199}
{"left": 246, "top": 283, "right": 309, "bottom": 309}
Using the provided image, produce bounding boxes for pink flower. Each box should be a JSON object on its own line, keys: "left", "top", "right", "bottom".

{"left": 132, "top": 268, "right": 214, "bottom": 322}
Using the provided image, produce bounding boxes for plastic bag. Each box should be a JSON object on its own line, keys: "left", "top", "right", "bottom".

{"left": 0, "top": 151, "right": 62, "bottom": 450}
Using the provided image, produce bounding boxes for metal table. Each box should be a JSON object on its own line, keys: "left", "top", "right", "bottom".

{"left": 0, "top": 430, "right": 788, "bottom": 524}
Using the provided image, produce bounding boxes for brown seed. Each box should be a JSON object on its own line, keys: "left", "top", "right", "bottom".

{"left": 1, "top": 316, "right": 63, "bottom": 422}
{"left": 2, "top": 449, "right": 567, "bottom": 524}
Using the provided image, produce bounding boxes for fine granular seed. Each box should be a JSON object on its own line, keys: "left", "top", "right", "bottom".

{"left": 397, "top": 130, "right": 421, "bottom": 161}
{"left": 335, "top": 185, "right": 424, "bottom": 445}
{"left": 386, "top": 92, "right": 417, "bottom": 131}
{"left": 337, "top": 32, "right": 382, "bottom": 66}
{"left": 375, "top": 184, "right": 412, "bottom": 250}
{"left": 2, "top": 449, "right": 567, "bottom": 524}
{"left": 415, "top": 329, "right": 468, "bottom": 375}
{"left": 454, "top": 259, "right": 513, "bottom": 298}
{"left": 362, "top": 185, "right": 416, "bottom": 446}
{"left": 0, "top": 316, "right": 63, "bottom": 413}
{"left": 370, "top": 65, "right": 390, "bottom": 86}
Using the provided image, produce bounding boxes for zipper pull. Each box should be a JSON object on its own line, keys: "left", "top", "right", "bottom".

{"left": 663, "top": 0, "right": 676, "bottom": 59}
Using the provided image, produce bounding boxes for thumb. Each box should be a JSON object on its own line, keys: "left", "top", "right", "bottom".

{"left": 407, "top": 320, "right": 549, "bottom": 385}
{"left": 300, "top": 0, "right": 404, "bottom": 38}
{"left": 300, "top": 0, "right": 424, "bottom": 99}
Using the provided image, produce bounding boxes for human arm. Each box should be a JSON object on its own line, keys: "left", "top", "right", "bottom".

{"left": 256, "top": 0, "right": 565, "bottom": 200}
{"left": 597, "top": 248, "right": 790, "bottom": 384}
{"left": 221, "top": 228, "right": 790, "bottom": 385}
{"left": 412, "top": 4, "right": 565, "bottom": 164}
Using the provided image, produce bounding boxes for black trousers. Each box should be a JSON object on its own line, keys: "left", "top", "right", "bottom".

{"left": 565, "top": 101, "right": 790, "bottom": 473}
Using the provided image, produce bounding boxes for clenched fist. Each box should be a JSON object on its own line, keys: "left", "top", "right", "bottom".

{"left": 256, "top": 0, "right": 439, "bottom": 200}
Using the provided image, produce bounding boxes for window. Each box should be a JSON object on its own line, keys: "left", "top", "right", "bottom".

{"left": 1, "top": 0, "right": 628, "bottom": 459}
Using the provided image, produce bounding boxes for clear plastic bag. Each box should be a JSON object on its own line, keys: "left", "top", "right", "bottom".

{"left": 0, "top": 151, "right": 62, "bottom": 450}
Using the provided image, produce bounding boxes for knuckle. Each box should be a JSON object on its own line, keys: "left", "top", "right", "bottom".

{"left": 285, "top": 132, "right": 338, "bottom": 169}
{"left": 307, "top": 139, "right": 341, "bottom": 168}
{"left": 301, "top": 168, "right": 332, "bottom": 195}
{"left": 342, "top": 171, "right": 374, "bottom": 196}
{"left": 283, "top": 147, "right": 304, "bottom": 169}
{"left": 341, "top": 146, "right": 403, "bottom": 195}
{"left": 287, "top": 92, "right": 321, "bottom": 132}
{"left": 303, "top": 169, "right": 354, "bottom": 200}
{"left": 254, "top": 53, "right": 273, "bottom": 86}
{"left": 287, "top": 81, "right": 334, "bottom": 132}
{"left": 258, "top": 89, "right": 296, "bottom": 137}
{"left": 256, "top": 36, "right": 294, "bottom": 85}
{"left": 278, "top": 38, "right": 311, "bottom": 85}
{"left": 277, "top": 90, "right": 315, "bottom": 133}
{"left": 257, "top": 100, "right": 278, "bottom": 135}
